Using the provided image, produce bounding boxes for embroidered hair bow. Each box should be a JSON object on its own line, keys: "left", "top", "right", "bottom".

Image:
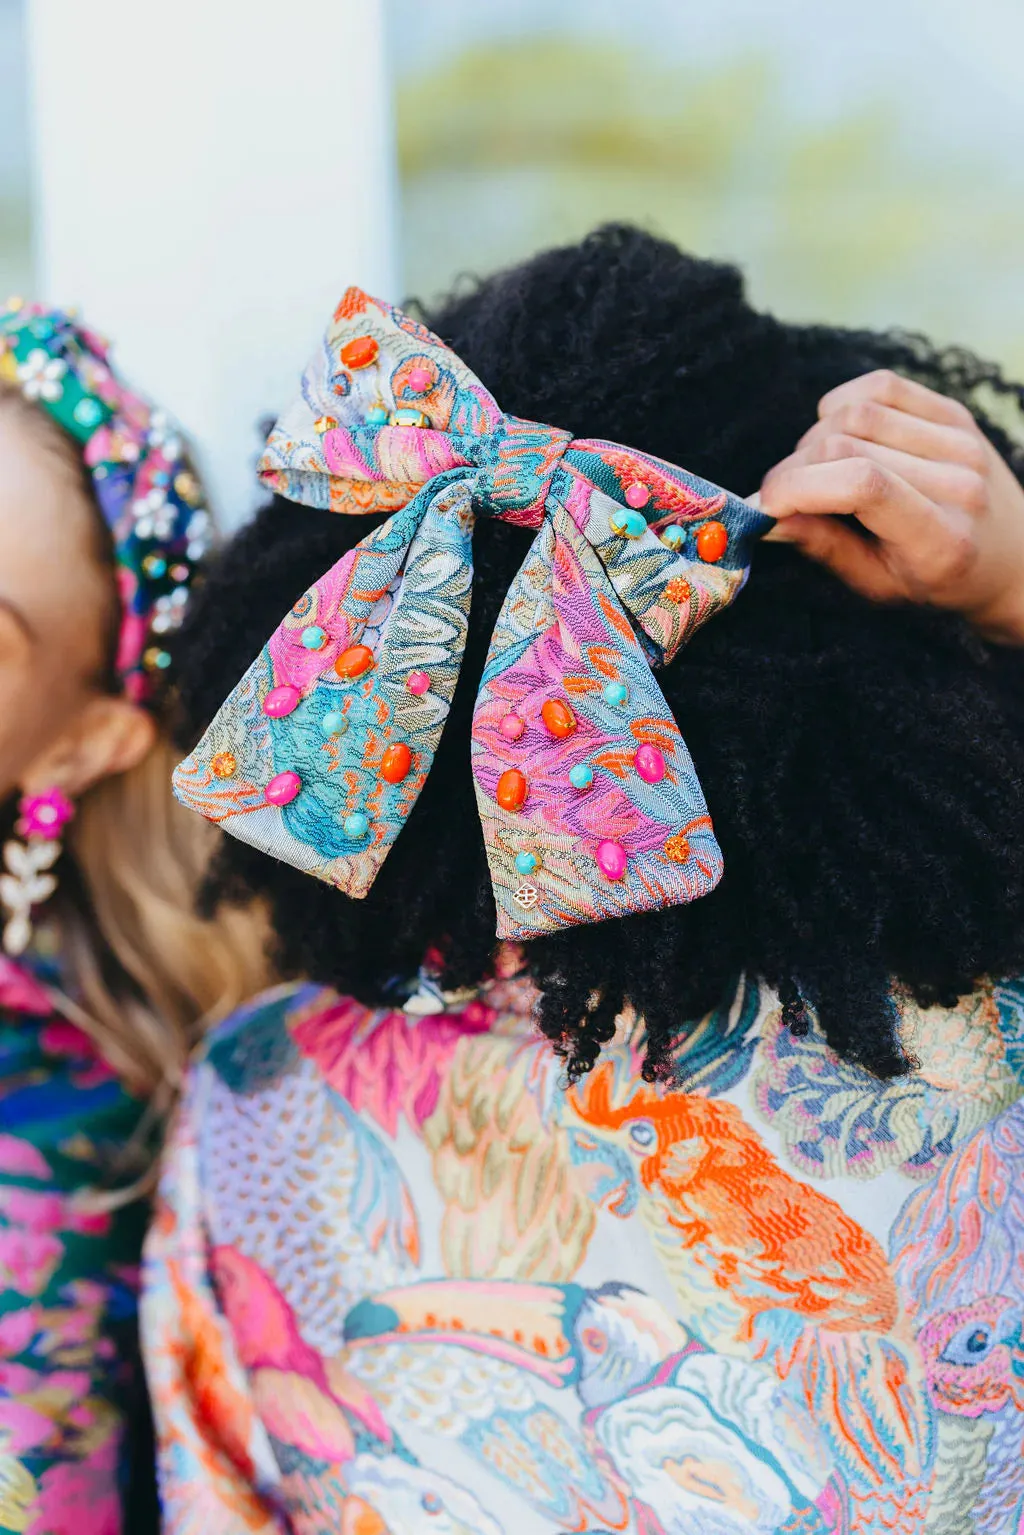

{"left": 173, "top": 289, "right": 772, "bottom": 938}
{"left": 0, "top": 299, "right": 211, "bottom": 701}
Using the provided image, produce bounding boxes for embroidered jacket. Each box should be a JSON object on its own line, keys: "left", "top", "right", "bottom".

{"left": 143, "top": 972, "right": 1024, "bottom": 1533}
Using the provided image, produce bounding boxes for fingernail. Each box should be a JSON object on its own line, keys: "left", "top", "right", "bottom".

{"left": 765, "top": 519, "right": 796, "bottom": 542}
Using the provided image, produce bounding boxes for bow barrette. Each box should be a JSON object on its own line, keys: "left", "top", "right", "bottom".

{"left": 172, "top": 290, "right": 772, "bottom": 938}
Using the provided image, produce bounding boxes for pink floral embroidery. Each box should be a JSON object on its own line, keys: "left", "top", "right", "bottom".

{"left": 0, "top": 1186, "right": 111, "bottom": 1237}
{"left": 26, "top": 1438, "right": 121, "bottom": 1535}
{"left": 0, "top": 1227, "right": 64, "bottom": 1296}
{"left": 17, "top": 788, "right": 75, "bottom": 842}
{"left": 0, "top": 1397, "right": 56, "bottom": 1455}
{"left": 0, "top": 1306, "right": 38, "bottom": 1358}
{"left": 0, "top": 1132, "right": 52, "bottom": 1179}
{"left": 0, "top": 955, "right": 52, "bottom": 1016}
{"left": 290, "top": 994, "right": 491, "bottom": 1137}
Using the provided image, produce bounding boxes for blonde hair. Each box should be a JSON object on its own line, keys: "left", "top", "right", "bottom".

{"left": 57, "top": 740, "right": 271, "bottom": 1103}
{"left": 0, "top": 378, "right": 272, "bottom": 1117}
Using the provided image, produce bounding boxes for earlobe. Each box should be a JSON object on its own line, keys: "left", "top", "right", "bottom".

{"left": 19, "top": 696, "right": 156, "bottom": 802}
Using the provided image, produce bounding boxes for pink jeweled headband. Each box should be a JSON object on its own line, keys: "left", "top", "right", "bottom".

{"left": 172, "top": 289, "right": 773, "bottom": 938}
{"left": 0, "top": 301, "right": 211, "bottom": 701}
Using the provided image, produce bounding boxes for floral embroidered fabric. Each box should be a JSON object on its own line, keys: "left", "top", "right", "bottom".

{"left": 0, "top": 958, "right": 147, "bottom": 1534}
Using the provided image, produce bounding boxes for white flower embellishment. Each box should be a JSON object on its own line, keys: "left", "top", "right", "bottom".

{"left": 18, "top": 348, "right": 67, "bottom": 403}
{"left": 0, "top": 839, "right": 60, "bottom": 956}
{"left": 132, "top": 488, "right": 177, "bottom": 541}
{"left": 147, "top": 409, "right": 183, "bottom": 461}
{"left": 151, "top": 587, "right": 190, "bottom": 635}
{"left": 186, "top": 508, "right": 211, "bottom": 561}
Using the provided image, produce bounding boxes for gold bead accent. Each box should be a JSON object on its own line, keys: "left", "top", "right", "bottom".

{"left": 388, "top": 408, "right": 430, "bottom": 428}
{"left": 174, "top": 470, "right": 202, "bottom": 505}
{"left": 663, "top": 832, "right": 691, "bottom": 863}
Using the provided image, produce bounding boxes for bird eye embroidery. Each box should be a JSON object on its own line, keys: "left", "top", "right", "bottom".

{"left": 940, "top": 1323, "right": 995, "bottom": 1366}
{"left": 581, "top": 1326, "right": 609, "bottom": 1354}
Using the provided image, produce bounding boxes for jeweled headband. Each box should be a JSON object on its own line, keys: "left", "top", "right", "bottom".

{"left": 173, "top": 289, "right": 773, "bottom": 937}
{"left": 0, "top": 300, "right": 211, "bottom": 702}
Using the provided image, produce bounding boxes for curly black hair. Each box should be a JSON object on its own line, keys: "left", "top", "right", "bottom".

{"left": 174, "top": 225, "right": 1024, "bottom": 1081}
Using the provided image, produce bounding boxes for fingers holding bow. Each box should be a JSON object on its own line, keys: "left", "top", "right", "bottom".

{"left": 759, "top": 369, "right": 1024, "bottom": 642}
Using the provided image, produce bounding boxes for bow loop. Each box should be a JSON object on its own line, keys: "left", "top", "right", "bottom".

{"left": 173, "top": 290, "right": 774, "bottom": 936}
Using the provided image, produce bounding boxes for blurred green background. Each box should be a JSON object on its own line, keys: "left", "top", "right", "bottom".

{"left": 389, "top": 0, "right": 1024, "bottom": 377}
{"left": 4, "top": 1, "right": 1022, "bottom": 381}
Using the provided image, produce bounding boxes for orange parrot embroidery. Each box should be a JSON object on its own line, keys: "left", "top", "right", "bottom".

{"left": 570, "top": 1062, "right": 899, "bottom": 1342}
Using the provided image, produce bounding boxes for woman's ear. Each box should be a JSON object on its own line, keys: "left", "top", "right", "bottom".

{"left": 18, "top": 695, "right": 157, "bottom": 801}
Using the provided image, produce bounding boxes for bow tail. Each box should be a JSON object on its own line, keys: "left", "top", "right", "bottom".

{"left": 173, "top": 477, "right": 476, "bottom": 895}
{"left": 472, "top": 503, "right": 723, "bottom": 938}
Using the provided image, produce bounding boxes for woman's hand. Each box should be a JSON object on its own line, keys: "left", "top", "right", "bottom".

{"left": 758, "top": 369, "right": 1024, "bottom": 643}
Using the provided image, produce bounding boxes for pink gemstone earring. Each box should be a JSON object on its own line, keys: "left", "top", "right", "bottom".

{"left": 1, "top": 788, "right": 75, "bottom": 956}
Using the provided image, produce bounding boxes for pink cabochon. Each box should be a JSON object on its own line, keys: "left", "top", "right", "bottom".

{"left": 173, "top": 287, "right": 773, "bottom": 940}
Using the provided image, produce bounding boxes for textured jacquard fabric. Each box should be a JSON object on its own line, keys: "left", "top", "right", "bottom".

{"left": 0, "top": 958, "right": 147, "bottom": 1534}
{"left": 173, "top": 289, "right": 772, "bottom": 938}
{"left": 0, "top": 303, "right": 211, "bottom": 702}
{"left": 143, "top": 975, "right": 1024, "bottom": 1533}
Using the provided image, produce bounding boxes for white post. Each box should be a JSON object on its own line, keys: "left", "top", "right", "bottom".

{"left": 25, "top": 0, "right": 399, "bottom": 528}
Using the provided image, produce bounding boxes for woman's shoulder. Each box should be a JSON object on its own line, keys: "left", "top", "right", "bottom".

{"left": 153, "top": 974, "right": 1024, "bottom": 1532}
{"left": 198, "top": 980, "right": 335, "bottom": 1054}
{"left": 189, "top": 969, "right": 1024, "bottom": 1096}
{"left": 188, "top": 980, "right": 335, "bottom": 1090}
{"left": 181, "top": 970, "right": 1024, "bottom": 1193}
{"left": 187, "top": 970, "right": 535, "bottom": 1105}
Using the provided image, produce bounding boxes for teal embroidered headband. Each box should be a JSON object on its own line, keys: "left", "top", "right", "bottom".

{"left": 172, "top": 288, "right": 773, "bottom": 938}
{"left": 0, "top": 300, "right": 210, "bottom": 701}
